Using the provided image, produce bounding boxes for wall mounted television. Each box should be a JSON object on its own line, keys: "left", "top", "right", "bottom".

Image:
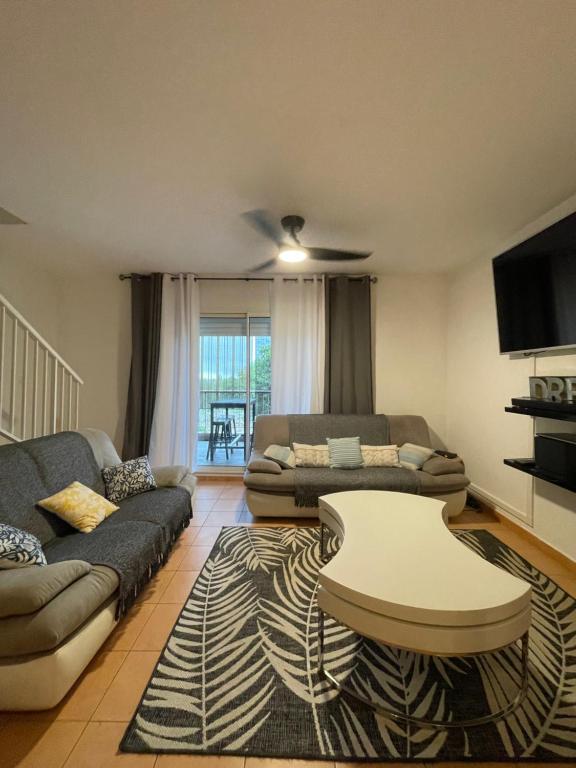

{"left": 493, "top": 211, "right": 576, "bottom": 354}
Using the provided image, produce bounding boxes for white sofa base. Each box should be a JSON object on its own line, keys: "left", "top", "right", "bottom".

{"left": 245, "top": 488, "right": 467, "bottom": 520}
{"left": 0, "top": 599, "right": 118, "bottom": 711}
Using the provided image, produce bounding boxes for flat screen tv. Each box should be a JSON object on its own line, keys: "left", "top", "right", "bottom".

{"left": 493, "top": 211, "right": 576, "bottom": 354}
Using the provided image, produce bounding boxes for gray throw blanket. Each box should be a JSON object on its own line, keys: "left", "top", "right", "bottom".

{"left": 45, "top": 489, "right": 192, "bottom": 618}
{"left": 290, "top": 413, "right": 391, "bottom": 445}
{"left": 289, "top": 414, "right": 420, "bottom": 507}
{"left": 45, "top": 521, "right": 168, "bottom": 618}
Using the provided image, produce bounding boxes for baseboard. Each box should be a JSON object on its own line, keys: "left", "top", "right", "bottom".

{"left": 495, "top": 512, "right": 575, "bottom": 568}
{"left": 469, "top": 485, "right": 575, "bottom": 570}
{"left": 468, "top": 483, "right": 529, "bottom": 522}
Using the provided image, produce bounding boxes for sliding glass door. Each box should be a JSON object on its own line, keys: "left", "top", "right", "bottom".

{"left": 197, "top": 315, "right": 271, "bottom": 470}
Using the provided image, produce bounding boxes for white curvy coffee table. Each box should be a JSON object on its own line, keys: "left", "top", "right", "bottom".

{"left": 317, "top": 491, "right": 532, "bottom": 728}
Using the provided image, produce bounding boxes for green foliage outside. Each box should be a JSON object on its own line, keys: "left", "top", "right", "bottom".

{"left": 199, "top": 337, "right": 271, "bottom": 393}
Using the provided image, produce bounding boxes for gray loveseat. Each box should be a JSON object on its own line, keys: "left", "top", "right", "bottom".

{"left": 0, "top": 429, "right": 196, "bottom": 710}
{"left": 244, "top": 414, "right": 469, "bottom": 519}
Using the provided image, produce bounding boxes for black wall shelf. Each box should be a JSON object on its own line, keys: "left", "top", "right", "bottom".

{"left": 503, "top": 458, "right": 576, "bottom": 494}
{"left": 504, "top": 397, "right": 576, "bottom": 493}
{"left": 505, "top": 398, "right": 576, "bottom": 422}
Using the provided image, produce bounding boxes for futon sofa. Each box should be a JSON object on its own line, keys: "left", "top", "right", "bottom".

{"left": 0, "top": 429, "right": 196, "bottom": 710}
{"left": 244, "top": 414, "right": 469, "bottom": 519}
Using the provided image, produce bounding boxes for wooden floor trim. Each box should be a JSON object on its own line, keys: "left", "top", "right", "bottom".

{"left": 472, "top": 494, "right": 576, "bottom": 571}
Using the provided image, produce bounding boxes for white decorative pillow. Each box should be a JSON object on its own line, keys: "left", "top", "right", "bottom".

{"left": 263, "top": 444, "right": 296, "bottom": 469}
{"left": 0, "top": 524, "right": 47, "bottom": 569}
{"left": 293, "top": 443, "right": 330, "bottom": 467}
{"left": 361, "top": 445, "right": 400, "bottom": 467}
{"left": 102, "top": 456, "right": 157, "bottom": 503}
{"left": 398, "top": 443, "right": 435, "bottom": 471}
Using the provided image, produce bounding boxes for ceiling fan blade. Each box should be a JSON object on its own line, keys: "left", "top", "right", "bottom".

{"left": 307, "top": 247, "right": 372, "bottom": 262}
{"left": 0, "top": 206, "right": 26, "bottom": 225}
{"left": 241, "top": 209, "right": 284, "bottom": 246}
{"left": 250, "top": 257, "right": 278, "bottom": 273}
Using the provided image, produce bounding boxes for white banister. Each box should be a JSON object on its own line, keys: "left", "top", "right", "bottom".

{"left": 0, "top": 293, "right": 83, "bottom": 443}
{"left": 10, "top": 317, "right": 17, "bottom": 434}
{"left": 32, "top": 338, "right": 39, "bottom": 436}
{"left": 0, "top": 305, "right": 5, "bottom": 419}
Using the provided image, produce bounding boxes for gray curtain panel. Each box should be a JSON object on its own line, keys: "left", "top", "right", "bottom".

{"left": 122, "top": 274, "right": 163, "bottom": 460}
{"left": 324, "top": 275, "right": 374, "bottom": 414}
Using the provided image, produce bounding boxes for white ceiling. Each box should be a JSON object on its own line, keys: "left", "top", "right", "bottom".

{"left": 2, "top": 0, "right": 576, "bottom": 275}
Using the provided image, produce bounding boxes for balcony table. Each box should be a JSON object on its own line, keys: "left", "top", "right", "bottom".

{"left": 208, "top": 398, "right": 256, "bottom": 460}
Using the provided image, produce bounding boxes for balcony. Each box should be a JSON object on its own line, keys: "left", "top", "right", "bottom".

{"left": 196, "top": 388, "right": 271, "bottom": 468}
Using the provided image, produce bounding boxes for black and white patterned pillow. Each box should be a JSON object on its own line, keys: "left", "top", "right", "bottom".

{"left": 0, "top": 524, "right": 47, "bottom": 569}
{"left": 102, "top": 456, "right": 157, "bottom": 503}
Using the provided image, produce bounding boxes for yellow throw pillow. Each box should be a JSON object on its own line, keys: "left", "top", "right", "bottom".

{"left": 38, "top": 481, "right": 119, "bottom": 533}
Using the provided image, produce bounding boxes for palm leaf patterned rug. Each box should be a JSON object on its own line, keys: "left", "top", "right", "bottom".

{"left": 121, "top": 526, "right": 576, "bottom": 762}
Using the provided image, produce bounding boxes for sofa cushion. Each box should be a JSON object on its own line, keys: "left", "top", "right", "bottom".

{"left": 422, "top": 456, "right": 466, "bottom": 476}
{"left": 77, "top": 428, "right": 122, "bottom": 469}
{"left": 38, "top": 482, "right": 119, "bottom": 533}
{"left": 0, "top": 443, "right": 67, "bottom": 545}
{"left": 0, "top": 523, "right": 47, "bottom": 569}
{"left": 152, "top": 465, "right": 190, "bottom": 487}
{"left": 0, "top": 565, "right": 119, "bottom": 657}
{"left": 0, "top": 560, "right": 91, "bottom": 618}
{"left": 388, "top": 415, "right": 432, "bottom": 448}
{"left": 244, "top": 468, "right": 296, "bottom": 493}
{"left": 418, "top": 471, "right": 470, "bottom": 494}
{"left": 101, "top": 487, "right": 192, "bottom": 546}
{"left": 102, "top": 456, "right": 157, "bottom": 503}
{"left": 252, "top": 415, "right": 290, "bottom": 451}
{"left": 43, "top": 517, "right": 168, "bottom": 617}
{"left": 23, "top": 431, "right": 106, "bottom": 497}
{"left": 247, "top": 455, "right": 282, "bottom": 475}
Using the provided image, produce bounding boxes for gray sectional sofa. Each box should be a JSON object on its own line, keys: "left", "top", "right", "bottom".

{"left": 0, "top": 429, "right": 196, "bottom": 710}
{"left": 244, "top": 414, "right": 469, "bottom": 519}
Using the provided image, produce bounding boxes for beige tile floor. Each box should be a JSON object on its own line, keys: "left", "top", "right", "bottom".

{"left": 1, "top": 478, "right": 574, "bottom": 768}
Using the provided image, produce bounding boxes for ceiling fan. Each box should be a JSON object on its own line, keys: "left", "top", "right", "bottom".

{"left": 243, "top": 211, "right": 372, "bottom": 272}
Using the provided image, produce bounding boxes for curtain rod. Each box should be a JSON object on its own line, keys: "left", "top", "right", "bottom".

{"left": 119, "top": 273, "right": 377, "bottom": 283}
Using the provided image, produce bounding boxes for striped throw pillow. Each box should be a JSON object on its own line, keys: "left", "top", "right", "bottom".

{"left": 327, "top": 437, "right": 364, "bottom": 469}
{"left": 398, "top": 442, "right": 435, "bottom": 470}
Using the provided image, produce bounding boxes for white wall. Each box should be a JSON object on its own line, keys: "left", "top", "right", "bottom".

{"left": 199, "top": 275, "right": 450, "bottom": 445}
{"left": 1, "top": 234, "right": 130, "bottom": 449}
{"left": 58, "top": 274, "right": 130, "bottom": 448}
{"left": 446, "top": 194, "right": 576, "bottom": 561}
{"left": 373, "top": 274, "right": 448, "bottom": 443}
{"left": 199, "top": 277, "right": 270, "bottom": 315}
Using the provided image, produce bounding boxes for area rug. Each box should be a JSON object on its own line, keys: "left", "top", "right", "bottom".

{"left": 121, "top": 526, "right": 576, "bottom": 761}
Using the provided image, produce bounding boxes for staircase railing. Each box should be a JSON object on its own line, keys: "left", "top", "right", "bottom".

{"left": 0, "top": 293, "right": 83, "bottom": 443}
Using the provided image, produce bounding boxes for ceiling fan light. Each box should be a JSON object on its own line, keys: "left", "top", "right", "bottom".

{"left": 278, "top": 246, "right": 308, "bottom": 263}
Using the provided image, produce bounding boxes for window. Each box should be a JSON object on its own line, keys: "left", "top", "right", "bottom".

{"left": 197, "top": 315, "right": 271, "bottom": 468}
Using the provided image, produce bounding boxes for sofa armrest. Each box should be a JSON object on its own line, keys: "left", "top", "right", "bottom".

{"left": 152, "top": 465, "right": 197, "bottom": 498}
{"left": 0, "top": 560, "right": 92, "bottom": 619}
{"left": 422, "top": 455, "right": 465, "bottom": 476}
{"left": 246, "top": 452, "right": 282, "bottom": 475}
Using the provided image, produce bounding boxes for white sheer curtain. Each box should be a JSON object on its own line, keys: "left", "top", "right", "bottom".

{"left": 271, "top": 275, "right": 325, "bottom": 413}
{"left": 149, "top": 274, "right": 200, "bottom": 467}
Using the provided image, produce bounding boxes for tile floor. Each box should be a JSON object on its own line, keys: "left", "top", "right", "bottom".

{"left": 1, "top": 478, "right": 574, "bottom": 767}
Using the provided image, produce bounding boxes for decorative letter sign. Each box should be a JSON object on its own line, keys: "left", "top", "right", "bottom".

{"left": 529, "top": 376, "right": 576, "bottom": 403}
